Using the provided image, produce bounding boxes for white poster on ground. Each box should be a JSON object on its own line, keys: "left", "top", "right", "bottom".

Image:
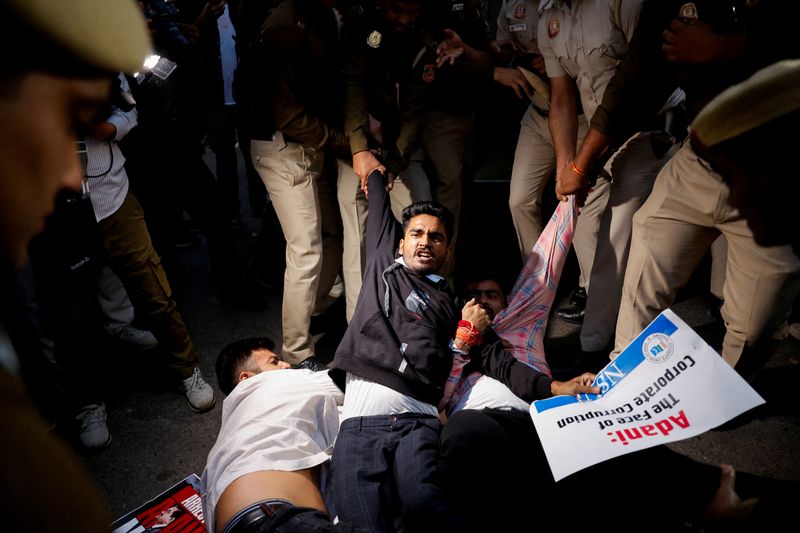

{"left": 530, "top": 309, "right": 764, "bottom": 481}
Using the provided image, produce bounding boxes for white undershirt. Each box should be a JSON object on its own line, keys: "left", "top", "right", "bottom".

{"left": 451, "top": 375, "right": 530, "bottom": 414}
{"left": 341, "top": 373, "right": 438, "bottom": 421}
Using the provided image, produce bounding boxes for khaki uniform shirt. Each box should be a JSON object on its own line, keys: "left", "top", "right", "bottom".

{"left": 495, "top": 0, "right": 549, "bottom": 109}
{"left": 496, "top": 0, "right": 541, "bottom": 54}
{"left": 537, "top": 0, "right": 641, "bottom": 120}
{"left": 342, "top": 6, "right": 437, "bottom": 175}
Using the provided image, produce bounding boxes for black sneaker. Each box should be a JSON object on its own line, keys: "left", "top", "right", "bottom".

{"left": 556, "top": 306, "right": 585, "bottom": 324}
{"left": 568, "top": 287, "right": 587, "bottom": 306}
{"left": 294, "top": 356, "right": 328, "bottom": 372}
{"left": 556, "top": 287, "right": 587, "bottom": 324}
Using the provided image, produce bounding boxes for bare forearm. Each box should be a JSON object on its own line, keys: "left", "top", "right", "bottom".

{"left": 549, "top": 91, "right": 579, "bottom": 171}
{"left": 574, "top": 127, "right": 612, "bottom": 173}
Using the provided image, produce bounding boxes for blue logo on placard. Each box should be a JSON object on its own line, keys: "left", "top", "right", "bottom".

{"left": 643, "top": 333, "right": 674, "bottom": 363}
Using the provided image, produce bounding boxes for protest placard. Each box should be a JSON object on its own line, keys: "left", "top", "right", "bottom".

{"left": 530, "top": 309, "right": 765, "bottom": 481}
{"left": 111, "top": 474, "right": 206, "bottom": 533}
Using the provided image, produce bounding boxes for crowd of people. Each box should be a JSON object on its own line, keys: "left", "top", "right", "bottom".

{"left": 1, "top": 0, "right": 799, "bottom": 531}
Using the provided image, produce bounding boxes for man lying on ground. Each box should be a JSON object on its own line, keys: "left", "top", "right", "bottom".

{"left": 202, "top": 337, "right": 375, "bottom": 533}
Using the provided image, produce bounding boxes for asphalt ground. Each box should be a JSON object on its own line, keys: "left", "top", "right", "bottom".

{"left": 77, "top": 149, "right": 800, "bottom": 526}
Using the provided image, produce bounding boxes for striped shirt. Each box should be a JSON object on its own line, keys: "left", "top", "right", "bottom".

{"left": 85, "top": 75, "right": 137, "bottom": 222}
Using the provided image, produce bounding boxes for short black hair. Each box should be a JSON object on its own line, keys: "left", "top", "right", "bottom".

{"left": 215, "top": 337, "right": 277, "bottom": 395}
{"left": 401, "top": 201, "right": 454, "bottom": 243}
{"left": 460, "top": 268, "right": 513, "bottom": 299}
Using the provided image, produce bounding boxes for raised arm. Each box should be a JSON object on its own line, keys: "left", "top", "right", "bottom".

{"left": 365, "top": 170, "right": 400, "bottom": 266}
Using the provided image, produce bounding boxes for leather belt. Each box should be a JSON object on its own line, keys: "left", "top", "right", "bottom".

{"left": 531, "top": 101, "right": 549, "bottom": 118}
{"left": 222, "top": 499, "right": 293, "bottom": 533}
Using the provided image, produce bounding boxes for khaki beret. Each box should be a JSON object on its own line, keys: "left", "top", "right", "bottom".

{"left": 692, "top": 59, "right": 800, "bottom": 147}
{"left": 4, "top": 0, "right": 151, "bottom": 74}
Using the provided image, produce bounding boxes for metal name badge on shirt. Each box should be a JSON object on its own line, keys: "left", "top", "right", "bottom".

{"left": 405, "top": 289, "right": 430, "bottom": 317}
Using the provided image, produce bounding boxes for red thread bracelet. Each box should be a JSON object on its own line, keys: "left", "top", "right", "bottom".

{"left": 456, "top": 320, "right": 484, "bottom": 346}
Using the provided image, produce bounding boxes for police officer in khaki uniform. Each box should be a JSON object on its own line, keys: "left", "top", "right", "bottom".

{"left": 539, "top": 0, "right": 682, "bottom": 356}
{"left": 339, "top": 0, "right": 438, "bottom": 318}
{"left": 248, "top": 0, "right": 353, "bottom": 366}
{"left": 420, "top": 0, "right": 491, "bottom": 253}
{"left": 0, "top": 1, "right": 150, "bottom": 530}
{"left": 571, "top": 0, "right": 800, "bottom": 369}
{"left": 499, "top": 0, "right": 559, "bottom": 260}
{"left": 538, "top": 0, "right": 641, "bottom": 321}
{"left": 498, "top": 0, "right": 607, "bottom": 311}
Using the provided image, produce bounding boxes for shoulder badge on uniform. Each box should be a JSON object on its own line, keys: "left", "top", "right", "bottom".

{"left": 678, "top": 3, "right": 698, "bottom": 23}
{"left": 423, "top": 64, "right": 435, "bottom": 83}
{"left": 452, "top": 3, "right": 464, "bottom": 11}
{"left": 547, "top": 18, "right": 560, "bottom": 38}
{"left": 367, "top": 30, "right": 382, "bottom": 48}
{"left": 514, "top": 4, "right": 526, "bottom": 19}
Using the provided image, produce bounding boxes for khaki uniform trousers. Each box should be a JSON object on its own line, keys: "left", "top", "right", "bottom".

{"left": 98, "top": 192, "right": 198, "bottom": 378}
{"left": 423, "top": 110, "right": 474, "bottom": 240}
{"left": 252, "top": 134, "right": 344, "bottom": 363}
{"left": 423, "top": 110, "right": 475, "bottom": 278}
{"left": 580, "top": 131, "right": 676, "bottom": 351}
{"left": 337, "top": 150, "right": 431, "bottom": 321}
{"left": 612, "top": 142, "right": 800, "bottom": 366}
{"left": 508, "top": 105, "right": 609, "bottom": 288}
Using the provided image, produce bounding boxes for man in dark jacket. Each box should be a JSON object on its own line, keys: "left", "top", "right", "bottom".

{"left": 247, "top": 0, "right": 353, "bottom": 368}
{"left": 329, "top": 169, "right": 594, "bottom": 530}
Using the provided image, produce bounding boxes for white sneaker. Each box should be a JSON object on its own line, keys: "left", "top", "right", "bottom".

{"left": 181, "top": 367, "right": 216, "bottom": 413}
{"left": 76, "top": 403, "right": 112, "bottom": 448}
{"left": 112, "top": 324, "right": 158, "bottom": 349}
{"left": 328, "top": 275, "right": 345, "bottom": 299}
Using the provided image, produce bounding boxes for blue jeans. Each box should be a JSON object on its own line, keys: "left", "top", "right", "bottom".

{"left": 332, "top": 414, "right": 457, "bottom": 532}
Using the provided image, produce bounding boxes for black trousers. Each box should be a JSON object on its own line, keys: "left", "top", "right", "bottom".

{"left": 439, "top": 408, "right": 550, "bottom": 533}
{"left": 440, "top": 408, "right": 764, "bottom": 532}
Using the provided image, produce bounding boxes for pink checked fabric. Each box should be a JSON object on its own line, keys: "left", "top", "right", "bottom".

{"left": 440, "top": 197, "right": 578, "bottom": 414}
